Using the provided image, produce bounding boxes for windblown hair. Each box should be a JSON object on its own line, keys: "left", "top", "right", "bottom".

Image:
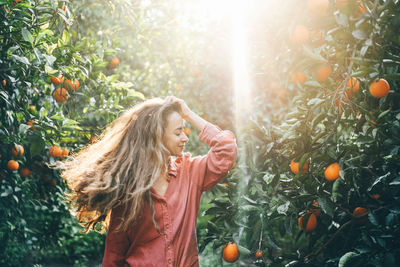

{"left": 52, "top": 98, "right": 181, "bottom": 233}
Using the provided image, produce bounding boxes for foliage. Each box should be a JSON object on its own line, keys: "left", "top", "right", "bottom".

{"left": 201, "top": 0, "right": 400, "bottom": 266}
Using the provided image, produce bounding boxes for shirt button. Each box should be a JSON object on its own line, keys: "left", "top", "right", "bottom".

{"left": 166, "top": 224, "right": 169, "bottom": 229}
{"left": 163, "top": 202, "right": 167, "bottom": 207}
{"left": 168, "top": 259, "right": 172, "bottom": 264}
{"left": 167, "top": 244, "right": 171, "bottom": 249}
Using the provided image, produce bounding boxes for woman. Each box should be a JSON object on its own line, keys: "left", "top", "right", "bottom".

{"left": 58, "top": 96, "right": 237, "bottom": 266}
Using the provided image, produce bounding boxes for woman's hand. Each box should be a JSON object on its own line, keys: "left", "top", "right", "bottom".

{"left": 165, "top": 96, "right": 192, "bottom": 120}
{"left": 165, "top": 96, "right": 207, "bottom": 131}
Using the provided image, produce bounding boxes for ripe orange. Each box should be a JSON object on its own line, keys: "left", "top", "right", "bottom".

{"left": 371, "top": 194, "right": 380, "bottom": 200}
{"left": 290, "top": 25, "right": 309, "bottom": 45}
{"left": 108, "top": 57, "right": 120, "bottom": 68}
{"left": 307, "top": 0, "right": 329, "bottom": 17}
{"left": 292, "top": 71, "right": 307, "bottom": 85}
{"left": 20, "top": 168, "right": 31, "bottom": 177}
{"left": 369, "top": 79, "right": 390, "bottom": 98}
{"left": 27, "top": 120, "right": 40, "bottom": 131}
{"left": 222, "top": 242, "right": 239, "bottom": 263}
{"left": 61, "top": 148, "right": 69, "bottom": 158}
{"left": 61, "top": 4, "right": 66, "bottom": 11}
{"left": 7, "top": 160, "right": 19, "bottom": 171}
{"left": 12, "top": 144, "right": 24, "bottom": 157}
{"left": 353, "top": 207, "right": 368, "bottom": 224}
{"left": 220, "top": 182, "right": 229, "bottom": 187}
{"left": 310, "top": 200, "right": 321, "bottom": 217}
{"left": 50, "top": 74, "right": 64, "bottom": 85}
{"left": 2, "top": 79, "right": 6, "bottom": 86}
{"left": 358, "top": 1, "right": 368, "bottom": 13}
{"left": 324, "top": 162, "right": 341, "bottom": 181}
{"left": 290, "top": 160, "right": 309, "bottom": 175}
{"left": 49, "top": 146, "right": 62, "bottom": 158}
{"left": 65, "top": 79, "right": 79, "bottom": 91}
{"left": 54, "top": 88, "right": 69, "bottom": 103}
{"left": 255, "top": 250, "right": 262, "bottom": 259}
{"left": 184, "top": 128, "right": 191, "bottom": 136}
{"left": 317, "top": 65, "right": 332, "bottom": 82}
{"left": 346, "top": 77, "right": 360, "bottom": 93}
{"left": 298, "top": 213, "right": 317, "bottom": 232}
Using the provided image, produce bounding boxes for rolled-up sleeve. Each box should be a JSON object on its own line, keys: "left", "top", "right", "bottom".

{"left": 195, "top": 123, "right": 237, "bottom": 192}
{"left": 102, "top": 206, "right": 130, "bottom": 267}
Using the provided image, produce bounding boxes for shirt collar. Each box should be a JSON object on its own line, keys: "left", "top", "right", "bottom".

{"left": 167, "top": 158, "right": 178, "bottom": 178}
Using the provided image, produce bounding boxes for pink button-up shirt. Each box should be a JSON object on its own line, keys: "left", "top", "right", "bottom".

{"left": 102, "top": 122, "right": 237, "bottom": 267}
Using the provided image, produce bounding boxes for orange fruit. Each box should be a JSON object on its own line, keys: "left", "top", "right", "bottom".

{"left": 346, "top": 77, "right": 360, "bottom": 93}
{"left": 292, "top": 71, "right": 307, "bottom": 85}
{"left": 108, "top": 57, "right": 120, "bottom": 68}
{"left": 61, "top": 4, "right": 66, "bottom": 11}
{"left": 49, "top": 146, "right": 62, "bottom": 158}
{"left": 317, "top": 65, "right": 332, "bottom": 82}
{"left": 310, "top": 200, "right": 321, "bottom": 217}
{"left": 184, "top": 128, "right": 191, "bottom": 136}
{"left": 324, "top": 162, "right": 341, "bottom": 181}
{"left": 371, "top": 194, "right": 380, "bottom": 200}
{"left": 65, "top": 79, "right": 79, "bottom": 91}
{"left": 29, "top": 105, "right": 37, "bottom": 112}
{"left": 2, "top": 79, "right": 6, "bottom": 86}
{"left": 222, "top": 242, "right": 240, "bottom": 263}
{"left": 290, "top": 160, "right": 309, "bottom": 175}
{"left": 307, "top": 0, "right": 329, "bottom": 17}
{"left": 353, "top": 207, "right": 368, "bottom": 224}
{"left": 20, "top": 168, "right": 31, "bottom": 177}
{"left": 12, "top": 144, "right": 24, "bottom": 157}
{"left": 290, "top": 25, "right": 309, "bottom": 45}
{"left": 358, "top": 1, "right": 368, "bottom": 13}
{"left": 369, "top": 79, "right": 390, "bottom": 98}
{"left": 7, "top": 160, "right": 19, "bottom": 171}
{"left": 61, "top": 148, "right": 69, "bottom": 158}
{"left": 54, "top": 88, "right": 69, "bottom": 103}
{"left": 255, "top": 250, "right": 263, "bottom": 259}
{"left": 27, "top": 120, "right": 40, "bottom": 130}
{"left": 298, "top": 213, "right": 317, "bottom": 232}
{"left": 50, "top": 74, "right": 64, "bottom": 85}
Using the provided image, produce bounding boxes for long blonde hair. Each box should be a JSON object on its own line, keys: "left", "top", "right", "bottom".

{"left": 53, "top": 98, "right": 181, "bottom": 233}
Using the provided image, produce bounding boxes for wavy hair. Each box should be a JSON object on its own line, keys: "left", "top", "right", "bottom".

{"left": 52, "top": 98, "right": 181, "bottom": 233}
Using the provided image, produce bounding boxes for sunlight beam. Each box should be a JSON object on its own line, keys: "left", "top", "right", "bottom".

{"left": 231, "top": 0, "right": 251, "bottom": 131}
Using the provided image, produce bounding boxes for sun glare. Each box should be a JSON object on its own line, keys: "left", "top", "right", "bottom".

{"left": 231, "top": 1, "right": 251, "bottom": 131}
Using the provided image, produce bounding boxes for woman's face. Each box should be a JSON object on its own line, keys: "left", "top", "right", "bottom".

{"left": 164, "top": 111, "right": 189, "bottom": 157}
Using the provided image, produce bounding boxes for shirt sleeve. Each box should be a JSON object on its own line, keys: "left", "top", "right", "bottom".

{"left": 194, "top": 122, "right": 237, "bottom": 192}
{"left": 102, "top": 206, "right": 130, "bottom": 267}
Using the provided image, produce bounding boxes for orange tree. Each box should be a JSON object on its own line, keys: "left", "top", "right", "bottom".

{"left": 0, "top": 0, "right": 144, "bottom": 265}
{"left": 200, "top": 0, "right": 400, "bottom": 266}
{"left": 0, "top": 0, "right": 229, "bottom": 265}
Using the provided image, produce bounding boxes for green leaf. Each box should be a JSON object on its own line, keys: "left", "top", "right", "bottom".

{"left": 317, "top": 197, "right": 334, "bottom": 217}
{"left": 277, "top": 202, "right": 290, "bottom": 215}
{"left": 307, "top": 98, "right": 324, "bottom": 106}
{"left": 339, "top": 252, "right": 362, "bottom": 267}
{"left": 21, "top": 28, "right": 34, "bottom": 44}
{"left": 12, "top": 55, "right": 30, "bottom": 65}
{"left": 378, "top": 109, "right": 390, "bottom": 119}
{"left": 30, "top": 134, "right": 45, "bottom": 158}
{"left": 237, "top": 245, "right": 251, "bottom": 256}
